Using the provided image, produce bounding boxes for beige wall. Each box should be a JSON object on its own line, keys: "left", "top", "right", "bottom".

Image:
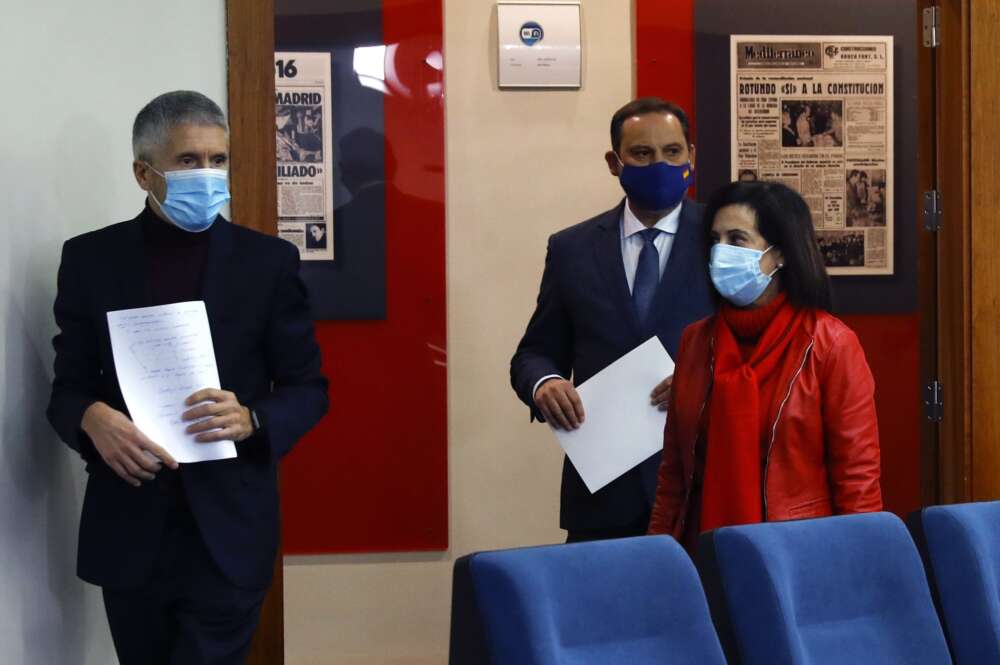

{"left": 283, "top": 1, "right": 634, "bottom": 663}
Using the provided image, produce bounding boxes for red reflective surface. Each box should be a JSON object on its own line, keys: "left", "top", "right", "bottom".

{"left": 280, "top": 0, "right": 447, "bottom": 554}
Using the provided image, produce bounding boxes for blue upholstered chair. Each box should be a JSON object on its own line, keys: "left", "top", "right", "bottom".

{"left": 699, "top": 512, "right": 952, "bottom": 665}
{"left": 449, "top": 535, "right": 727, "bottom": 665}
{"left": 912, "top": 501, "right": 1000, "bottom": 665}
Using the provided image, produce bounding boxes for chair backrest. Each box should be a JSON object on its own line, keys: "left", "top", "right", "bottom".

{"left": 919, "top": 501, "right": 1000, "bottom": 665}
{"left": 702, "top": 512, "right": 952, "bottom": 665}
{"left": 449, "top": 553, "right": 494, "bottom": 665}
{"left": 462, "top": 535, "right": 727, "bottom": 665}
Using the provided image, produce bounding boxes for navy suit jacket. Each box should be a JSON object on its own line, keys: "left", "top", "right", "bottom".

{"left": 47, "top": 213, "right": 328, "bottom": 590}
{"left": 510, "top": 199, "right": 715, "bottom": 532}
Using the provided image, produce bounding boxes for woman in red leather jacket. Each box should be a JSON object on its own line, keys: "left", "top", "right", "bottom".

{"left": 648, "top": 181, "right": 881, "bottom": 550}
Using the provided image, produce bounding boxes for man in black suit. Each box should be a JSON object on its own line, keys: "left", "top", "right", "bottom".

{"left": 47, "top": 91, "right": 328, "bottom": 665}
{"left": 510, "top": 98, "right": 715, "bottom": 543}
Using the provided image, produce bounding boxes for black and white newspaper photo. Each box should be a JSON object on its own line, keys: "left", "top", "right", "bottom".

{"left": 731, "top": 35, "right": 894, "bottom": 275}
{"left": 275, "top": 51, "right": 334, "bottom": 261}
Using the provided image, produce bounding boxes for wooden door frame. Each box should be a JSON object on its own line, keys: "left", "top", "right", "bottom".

{"left": 917, "top": 0, "right": 939, "bottom": 507}
{"left": 935, "top": 0, "right": 972, "bottom": 504}
{"left": 935, "top": 0, "right": 1000, "bottom": 503}
{"left": 967, "top": 1, "right": 1000, "bottom": 501}
{"left": 227, "top": 0, "right": 278, "bottom": 237}
{"left": 226, "top": 0, "right": 285, "bottom": 663}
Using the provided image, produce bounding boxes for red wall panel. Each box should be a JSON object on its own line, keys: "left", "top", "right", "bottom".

{"left": 636, "top": 0, "right": 696, "bottom": 141}
{"left": 840, "top": 314, "right": 921, "bottom": 515}
{"left": 281, "top": 0, "right": 448, "bottom": 554}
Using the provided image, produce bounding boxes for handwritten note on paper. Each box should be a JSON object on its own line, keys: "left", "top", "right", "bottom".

{"left": 106, "top": 301, "right": 236, "bottom": 463}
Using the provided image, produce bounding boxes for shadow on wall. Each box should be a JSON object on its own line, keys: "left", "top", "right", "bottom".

{"left": 0, "top": 251, "right": 108, "bottom": 662}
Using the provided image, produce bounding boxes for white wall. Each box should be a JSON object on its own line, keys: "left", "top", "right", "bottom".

{"left": 283, "top": 1, "right": 633, "bottom": 663}
{"left": 0, "top": 3, "right": 227, "bottom": 663}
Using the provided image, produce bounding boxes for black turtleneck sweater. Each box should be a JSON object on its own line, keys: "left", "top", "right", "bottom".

{"left": 138, "top": 203, "right": 211, "bottom": 305}
{"left": 138, "top": 204, "right": 212, "bottom": 508}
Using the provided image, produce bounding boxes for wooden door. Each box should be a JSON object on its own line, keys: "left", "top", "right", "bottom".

{"left": 934, "top": 0, "right": 1000, "bottom": 504}
{"left": 226, "top": 0, "right": 285, "bottom": 663}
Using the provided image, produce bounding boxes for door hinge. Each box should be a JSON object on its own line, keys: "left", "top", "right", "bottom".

{"left": 923, "top": 6, "right": 940, "bottom": 48}
{"left": 923, "top": 190, "right": 942, "bottom": 231}
{"left": 925, "top": 380, "right": 944, "bottom": 423}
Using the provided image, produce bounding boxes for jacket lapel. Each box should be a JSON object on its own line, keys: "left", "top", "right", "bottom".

{"left": 200, "top": 219, "right": 234, "bottom": 328}
{"left": 114, "top": 215, "right": 152, "bottom": 311}
{"left": 648, "top": 199, "right": 703, "bottom": 332}
{"left": 593, "top": 201, "right": 641, "bottom": 339}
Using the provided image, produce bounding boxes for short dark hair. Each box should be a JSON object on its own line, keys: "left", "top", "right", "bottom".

{"left": 610, "top": 97, "right": 691, "bottom": 153}
{"left": 703, "top": 181, "right": 833, "bottom": 311}
{"left": 132, "top": 90, "right": 227, "bottom": 160}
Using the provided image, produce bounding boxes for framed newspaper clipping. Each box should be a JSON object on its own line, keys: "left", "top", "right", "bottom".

{"left": 731, "top": 35, "right": 894, "bottom": 276}
{"left": 275, "top": 51, "right": 335, "bottom": 261}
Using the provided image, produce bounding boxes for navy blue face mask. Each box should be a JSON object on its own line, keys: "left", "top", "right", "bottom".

{"left": 617, "top": 158, "right": 694, "bottom": 211}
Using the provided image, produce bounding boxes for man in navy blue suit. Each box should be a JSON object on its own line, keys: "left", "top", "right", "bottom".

{"left": 47, "top": 91, "right": 328, "bottom": 665}
{"left": 511, "top": 98, "right": 715, "bottom": 543}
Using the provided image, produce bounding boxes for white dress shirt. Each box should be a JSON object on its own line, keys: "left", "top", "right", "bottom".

{"left": 532, "top": 200, "right": 683, "bottom": 401}
{"left": 621, "top": 198, "right": 681, "bottom": 293}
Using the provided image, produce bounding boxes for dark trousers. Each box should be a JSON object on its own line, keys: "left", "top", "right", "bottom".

{"left": 565, "top": 514, "right": 651, "bottom": 543}
{"left": 102, "top": 500, "right": 268, "bottom": 665}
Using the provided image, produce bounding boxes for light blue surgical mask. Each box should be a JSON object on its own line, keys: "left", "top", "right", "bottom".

{"left": 709, "top": 243, "right": 781, "bottom": 306}
{"left": 147, "top": 165, "right": 231, "bottom": 233}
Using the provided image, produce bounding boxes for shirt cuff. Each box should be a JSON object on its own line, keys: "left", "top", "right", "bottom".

{"left": 532, "top": 374, "right": 564, "bottom": 402}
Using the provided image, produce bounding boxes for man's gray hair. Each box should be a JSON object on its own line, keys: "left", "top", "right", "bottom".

{"left": 132, "top": 90, "right": 228, "bottom": 161}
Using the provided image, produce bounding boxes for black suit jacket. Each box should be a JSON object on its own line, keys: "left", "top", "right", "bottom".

{"left": 510, "top": 199, "right": 715, "bottom": 532}
{"left": 47, "top": 213, "right": 328, "bottom": 590}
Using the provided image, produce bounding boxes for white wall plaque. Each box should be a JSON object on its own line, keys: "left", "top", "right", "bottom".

{"left": 497, "top": 2, "right": 581, "bottom": 88}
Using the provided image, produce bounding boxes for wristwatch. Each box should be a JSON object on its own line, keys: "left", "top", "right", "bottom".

{"left": 250, "top": 408, "right": 262, "bottom": 432}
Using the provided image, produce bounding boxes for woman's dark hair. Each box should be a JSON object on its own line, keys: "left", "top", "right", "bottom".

{"left": 703, "top": 181, "right": 833, "bottom": 311}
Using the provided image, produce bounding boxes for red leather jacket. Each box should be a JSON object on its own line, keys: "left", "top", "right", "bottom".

{"left": 648, "top": 308, "right": 882, "bottom": 539}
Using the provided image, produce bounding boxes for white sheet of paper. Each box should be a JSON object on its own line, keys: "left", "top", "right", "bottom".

{"left": 553, "top": 337, "right": 674, "bottom": 494}
{"left": 106, "top": 301, "right": 236, "bottom": 463}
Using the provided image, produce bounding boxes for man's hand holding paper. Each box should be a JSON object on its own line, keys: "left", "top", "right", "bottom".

{"left": 650, "top": 374, "right": 673, "bottom": 411}
{"left": 539, "top": 372, "right": 673, "bottom": 430}
{"left": 81, "top": 401, "right": 179, "bottom": 487}
{"left": 535, "top": 378, "right": 585, "bottom": 430}
{"left": 106, "top": 301, "right": 237, "bottom": 465}
{"left": 182, "top": 388, "right": 254, "bottom": 443}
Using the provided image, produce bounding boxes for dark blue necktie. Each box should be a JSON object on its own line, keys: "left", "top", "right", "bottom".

{"left": 632, "top": 228, "right": 661, "bottom": 332}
